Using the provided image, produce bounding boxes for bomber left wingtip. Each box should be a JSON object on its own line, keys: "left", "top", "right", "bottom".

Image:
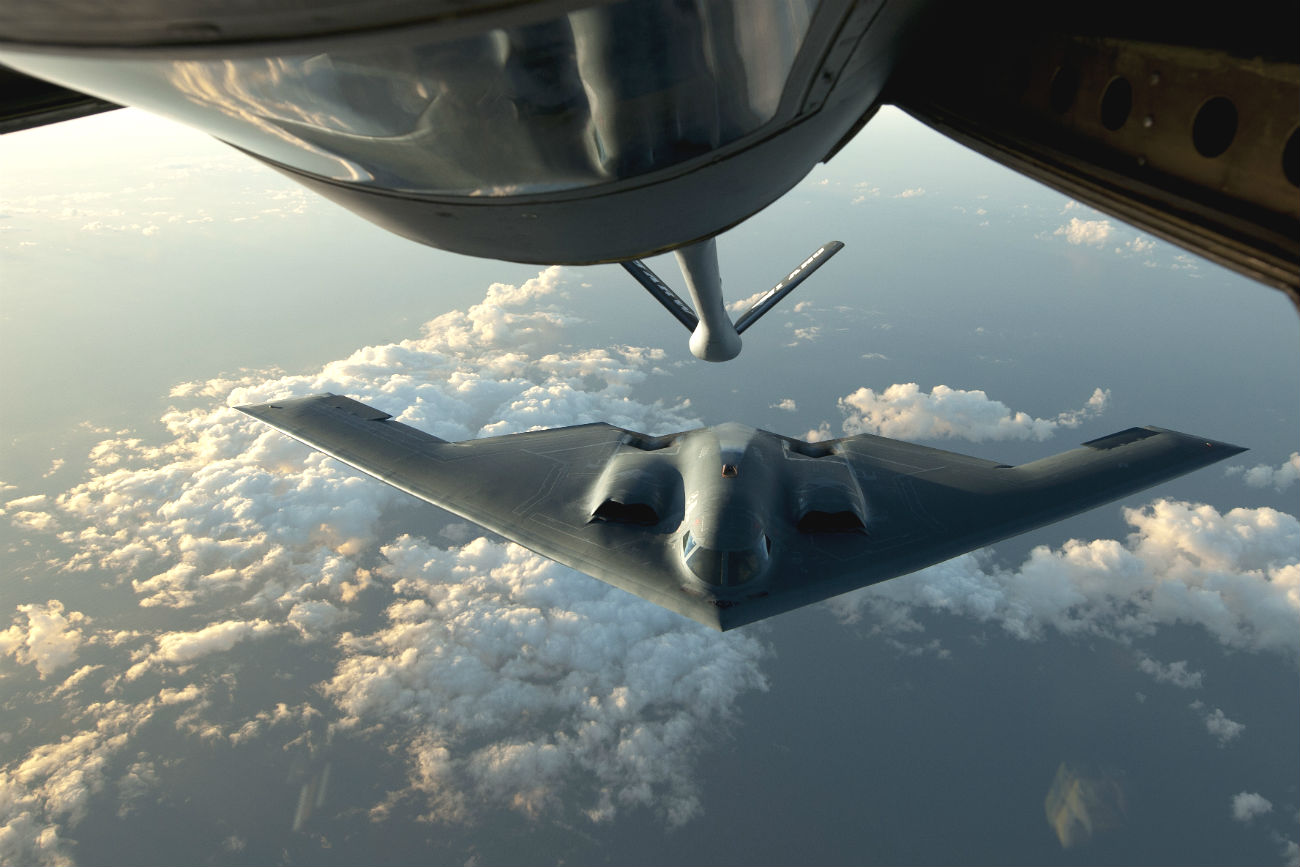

{"left": 1211, "top": 440, "right": 1249, "bottom": 458}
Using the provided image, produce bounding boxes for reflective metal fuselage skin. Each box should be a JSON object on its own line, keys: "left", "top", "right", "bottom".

{"left": 0, "top": 0, "right": 927, "bottom": 263}
{"left": 3, "top": 0, "right": 1295, "bottom": 297}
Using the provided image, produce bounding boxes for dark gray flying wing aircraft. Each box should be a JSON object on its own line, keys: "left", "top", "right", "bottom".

{"left": 237, "top": 393, "right": 1244, "bottom": 631}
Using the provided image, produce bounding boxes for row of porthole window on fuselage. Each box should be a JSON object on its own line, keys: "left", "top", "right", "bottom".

{"left": 1048, "top": 65, "right": 1300, "bottom": 183}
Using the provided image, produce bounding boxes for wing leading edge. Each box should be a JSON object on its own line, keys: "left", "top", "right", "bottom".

{"left": 237, "top": 394, "right": 1245, "bottom": 630}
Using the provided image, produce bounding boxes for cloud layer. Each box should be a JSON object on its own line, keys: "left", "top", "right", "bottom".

{"left": 1, "top": 265, "right": 1295, "bottom": 865}
{"left": 326, "top": 535, "right": 766, "bottom": 825}
{"left": 1, "top": 267, "right": 765, "bottom": 863}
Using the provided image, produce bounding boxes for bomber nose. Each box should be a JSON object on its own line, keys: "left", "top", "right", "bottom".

{"left": 681, "top": 531, "right": 770, "bottom": 588}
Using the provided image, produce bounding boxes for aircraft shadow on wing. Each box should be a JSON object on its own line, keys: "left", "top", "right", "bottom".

{"left": 237, "top": 394, "right": 1244, "bottom": 631}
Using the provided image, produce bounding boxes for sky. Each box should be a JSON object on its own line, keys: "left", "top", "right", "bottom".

{"left": 1, "top": 103, "right": 1298, "bottom": 866}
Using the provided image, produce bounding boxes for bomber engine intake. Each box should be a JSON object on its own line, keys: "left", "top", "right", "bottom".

{"left": 585, "top": 449, "right": 682, "bottom": 529}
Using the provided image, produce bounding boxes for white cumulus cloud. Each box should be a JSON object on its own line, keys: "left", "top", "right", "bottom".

{"left": 725, "top": 288, "right": 771, "bottom": 315}
{"left": 1227, "top": 453, "right": 1300, "bottom": 492}
{"left": 160, "top": 619, "right": 275, "bottom": 663}
{"left": 1136, "top": 655, "right": 1203, "bottom": 689}
{"left": 1055, "top": 217, "right": 1114, "bottom": 245}
{"left": 851, "top": 182, "right": 880, "bottom": 203}
{"left": 123, "top": 619, "right": 279, "bottom": 681}
{"left": 1125, "top": 236, "right": 1156, "bottom": 255}
{"left": 818, "top": 383, "right": 1108, "bottom": 442}
{"left": 1199, "top": 705, "right": 1245, "bottom": 745}
{"left": 1231, "top": 791, "right": 1274, "bottom": 822}
{"left": 287, "top": 600, "right": 342, "bottom": 638}
{"left": 785, "top": 325, "right": 822, "bottom": 346}
{"left": 0, "top": 601, "right": 87, "bottom": 678}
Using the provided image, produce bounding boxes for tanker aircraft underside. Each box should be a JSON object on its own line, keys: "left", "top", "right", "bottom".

{"left": 4, "top": 0, "right": 1295, "bottom": 357}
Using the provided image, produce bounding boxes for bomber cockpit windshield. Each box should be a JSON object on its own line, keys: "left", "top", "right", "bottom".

{"left": 682, "top": 531, "right": 768, "bottom": 588}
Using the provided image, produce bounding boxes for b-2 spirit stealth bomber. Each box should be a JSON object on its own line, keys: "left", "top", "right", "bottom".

{"left": 238, "top": 393, "right": 1244, "bottom": 630}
